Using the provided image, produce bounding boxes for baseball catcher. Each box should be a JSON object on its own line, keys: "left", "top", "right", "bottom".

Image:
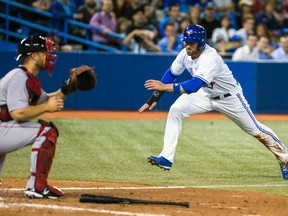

{"left": 61, "top": 65, "right": 96, "bottom": 95}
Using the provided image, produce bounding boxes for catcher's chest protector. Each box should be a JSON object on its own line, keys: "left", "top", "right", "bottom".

{"left": 26, "top": 72, "right": 41, "bottom": 105}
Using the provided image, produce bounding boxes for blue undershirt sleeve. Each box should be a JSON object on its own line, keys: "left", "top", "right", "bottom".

{"left": 161, "top": 68, "right": 177, "bottom": 84}
{"left": 179, "top": 77, "right": 205, "bottom": 94}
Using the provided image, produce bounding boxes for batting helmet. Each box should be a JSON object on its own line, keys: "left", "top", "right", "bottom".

{"left": 16, "top": 35, "right": 58, "bottom": 77}
{"left": 181, "top": 24, "right": 207, "bottom": 50}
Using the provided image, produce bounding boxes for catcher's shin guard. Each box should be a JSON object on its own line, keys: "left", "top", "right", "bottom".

{"left": 29, "top": 120, "right": 59, "bottom": 191}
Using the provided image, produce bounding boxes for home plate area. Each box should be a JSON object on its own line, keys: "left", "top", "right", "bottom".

{"left": 0, "top": 178, "right": 287, "bottom": 216}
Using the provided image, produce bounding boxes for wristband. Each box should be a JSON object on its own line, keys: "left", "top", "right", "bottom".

{"left": 60, "top": 81, "right": 70, "bottom": 95}
{"left": 173, "top": 83, "right": 181, "bottom": 93}
{"left": 146, "top": 90, "right": 164, "bottom": 106}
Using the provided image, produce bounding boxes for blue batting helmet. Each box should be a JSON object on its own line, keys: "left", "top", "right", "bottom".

{"left": 181, "top": 24, "right": 207, "bottom": 50}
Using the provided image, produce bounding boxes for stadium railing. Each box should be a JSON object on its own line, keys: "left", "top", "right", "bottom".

{"left": 0, "top": 0, "right": 125, "bottom": 53}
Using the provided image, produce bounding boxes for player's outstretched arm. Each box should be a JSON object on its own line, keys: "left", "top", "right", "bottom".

{"left": 139, "top": 89, "right": 164, "bottom": 113}
{"left": 139, "top": 101, "right": 157, "bottom": 113}
{"left": 144, "top": 80, "right": 185, "bottom": 93}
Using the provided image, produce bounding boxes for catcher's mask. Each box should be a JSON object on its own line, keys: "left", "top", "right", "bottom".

{"left": 16, "top": 35, "right": 58, "bottom": 77}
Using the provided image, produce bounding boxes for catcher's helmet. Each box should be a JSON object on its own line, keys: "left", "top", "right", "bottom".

{"left": 181, "top": 24, "right": 207, "bottom": 50}
{"left": 16, "top": 35, "right": 58, "bottom": 76}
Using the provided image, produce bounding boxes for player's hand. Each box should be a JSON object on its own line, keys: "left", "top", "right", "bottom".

{"left": 144, "top": 80, "right": 165, "bottom": 91}
{"left": 46, "top": 96, "right": 64, "bottom": 112}
{"left": 138, "top": 102, "right": 157, "bottom": 113}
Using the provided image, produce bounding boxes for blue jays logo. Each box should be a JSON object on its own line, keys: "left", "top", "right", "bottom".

{"left": 186, "top": 30, "right": 193, "bottom": 35}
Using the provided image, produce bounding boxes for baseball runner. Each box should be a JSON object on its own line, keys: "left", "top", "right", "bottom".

{"left": 0, "top": 36, "right": 95, "bottom": 199}
{"left": 139, "top": 24, "right": 288, "bottom": 179}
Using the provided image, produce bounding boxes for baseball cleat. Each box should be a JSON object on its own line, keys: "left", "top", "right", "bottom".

{"left": 25, "top": 185, "right": 64, "bottom": 199}
{"left": 280, "top": 163, "right": 288, "bottom": 179}
{"left": 148, "top": 155, "right": 172, "bottom": 170}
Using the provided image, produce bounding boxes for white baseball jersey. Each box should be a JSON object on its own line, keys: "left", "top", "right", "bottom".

{"left": 170, "top": 45, "right": 238, "bottom": 97}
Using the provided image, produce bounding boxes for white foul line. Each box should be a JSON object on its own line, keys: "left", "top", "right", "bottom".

{"left": 0, "top": 184, "right": 287, "bottom": 192}
{"left": 0, "top": 202, "right": 168, "bottom": 216}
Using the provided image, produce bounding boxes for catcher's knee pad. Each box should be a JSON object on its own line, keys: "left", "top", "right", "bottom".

{"left": 32, "top": 119, "right": 59, "bottom": 190}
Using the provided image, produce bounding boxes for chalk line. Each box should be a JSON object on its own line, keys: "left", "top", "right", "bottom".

{"left": 0, "top": 201, "right": 167, "bottom": 216}
{"left": 0, "top": 184, "right": 287, "bottom": 192}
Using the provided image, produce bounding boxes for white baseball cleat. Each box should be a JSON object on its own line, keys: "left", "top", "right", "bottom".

{"left": 25, "top": 185, "right": 64, "bottom": 199}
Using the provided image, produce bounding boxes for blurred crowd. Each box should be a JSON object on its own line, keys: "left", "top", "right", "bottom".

{"left": 4, "top": 0, "right": 288, "bottom": 60}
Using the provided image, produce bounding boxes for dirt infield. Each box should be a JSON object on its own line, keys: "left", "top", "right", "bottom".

{"left": 1, "top": 178, "right": 288, "bottom": 216}
{"left": 1, "top": 111, "right": 288, "bottom": 216}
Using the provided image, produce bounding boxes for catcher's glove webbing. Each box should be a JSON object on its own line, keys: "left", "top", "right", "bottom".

{"left": 61, "top": 65, "right": 96, "bottom": 95}
{"left": 146, "top": 90, "right": 164, "bottom": 106}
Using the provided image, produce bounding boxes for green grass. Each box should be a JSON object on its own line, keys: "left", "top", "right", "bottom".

{"left": 2, "top": 118, "right": 288, "bottom": 196}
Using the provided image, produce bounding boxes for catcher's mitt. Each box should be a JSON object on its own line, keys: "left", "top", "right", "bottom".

{"left": 61, "top": 65, "right": 96, "bottom": 95}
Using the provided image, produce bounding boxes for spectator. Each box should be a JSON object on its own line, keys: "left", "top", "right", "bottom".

{"left": 49, "top": 0, "right": 78, "bottom": 33}
{"left": 70, "top": 0, "right": 85, "bottom": 8}
{"left": 234, "top": 15, "right": 255, "bottom": 45}
{"left": 214, "top": 38, "right": 227, "bottom": 53}
{"left": 232, "top": 33, "right": 258, "bottom": 61}
{"left": 158, "top": 3, "right": 181, "bottom": 38}
{"left": 89, "top": 0, "right": 118, "bottom": 48}
{"left": 163, "top": 0, "right": 195, "bottom": 18}
{"left": 196, "top": 0, "right": 213, "bottom": 12}
{"left": 271, "top": 35, "right": 288, "bottom": 61}
{"left": 122, "top": 8, "right": 160, "bottom": 53}
{"left": 284, "top": 1, "right": 288, "bottom": 14}
{"left": 250, "top": 0, "right": 262, "bottom": 15}
{"left": 157, "top": 22, "right": 184, "bottom": 53}
{"left": 177, "top": 18, "right": 191, "bottom": 34}
{"left": 122, "top": 0, "right": 142, "bottom": 19}
{"left": 117, "top": 17, "right": 132, "bottom": 36}
{"left": 266, "top": 6, "right": 288, "bottom": 38}
{"left": 235, "top": 0, "right": 254, "bottom": 29}
{"left": 226, "top": 34, "right": 242, "bottom": 53}
{"left": 255, "top": 23, "right": 272, "bottom": 38}
{"left": 13, "top": 0, "right": 49, "bottom": 36}
{"left": 212, "top": 0, "right": 235, "bottom": 14}
{"left": 28, "top": 0, "right": 52, "bottom": 35}
{"left": 188, "top": 4, "right": 201, "bottom": 25}
{"left": 141, "top": 3, "right": 159, "bottom": 27}
{"left": 257, "top": 35, "right": 274, "bottom": 59}
{"left": 212, "top": 14, "right": 236, "bottom": 45}
{"left": 200, "top": 2, "right": 220, "bottom": 45}
{"left": 255, "top": 23, "right": 278, "bottom": 48}
{"left": 32, "top": 0, "right": 52, "bottom": 11}
{"left": 255, "top": 0, "right": 276, "bottom": 25}
{"left": 113, "top": 0, "right": 125, "bottom": 18}
{"left": 140, "top": 3, "right": 161, "bottom": 42}
{"left": 75, "top": 0, "right": 97, "bottom": 24}
{"left": 152, "top": 0, "right": 166, "bottom": 24}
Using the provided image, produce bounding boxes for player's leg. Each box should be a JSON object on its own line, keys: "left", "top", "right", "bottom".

{"left": 25, "top": 119, "right": 63, "bottom": 199}
{"left": 0, "top": 120, "right": 63, "bottom": 198}
{"left": 0, "top": 154, "right": 6, "bottom": 174}
{"left": 0, "top": 121, "right": 41, "bottom": 153}
{"left": 149, "top": 89, "right": 213, "bottom": 169}
{"left": 0, "top": 120, "right": 41, "bottom": 175}
{"left": 214, "top": 92, "right": 288, "bottom": 178}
